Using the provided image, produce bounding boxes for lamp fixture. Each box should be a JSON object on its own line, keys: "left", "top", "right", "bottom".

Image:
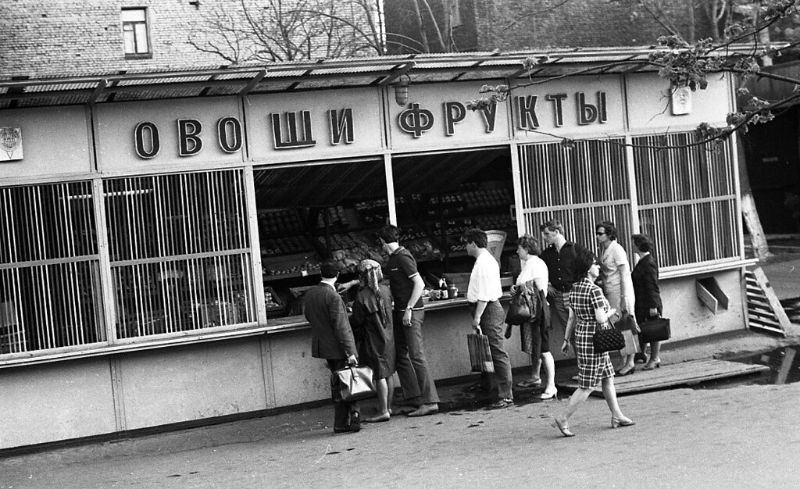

{"left": 394, "top": 74, "right": 410, "bottom": 106}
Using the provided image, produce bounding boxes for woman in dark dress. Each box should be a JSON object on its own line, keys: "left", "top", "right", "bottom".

{"left": 552, "top": 247, "right": 634, "bottom": 437}
{"left": 631, "top": 234, "right": 664, "bottom": 370}
{"left": 349, "top": 259, "right": 396, "bottom": 422}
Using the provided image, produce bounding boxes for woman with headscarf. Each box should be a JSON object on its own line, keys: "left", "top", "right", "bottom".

{"left": 349, "top": 259, "right": 396, "bottom": 422}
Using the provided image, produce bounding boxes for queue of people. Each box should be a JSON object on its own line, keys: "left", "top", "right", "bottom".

{"left": 305, "top": 220, "right": 664, "bottom": 437}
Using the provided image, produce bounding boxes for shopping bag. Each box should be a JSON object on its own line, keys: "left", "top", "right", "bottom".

{"left": 593, "top": 322, "right": 626, "bottom": 353}
{"left": 334, "top": 365, "right": 376, "bottom": 402}
{"left": 639, "top": 316, "right": 671, "bottom": 342}
{"left": 467, "top": 332, "right": 495, "bottom": 373}
{"left": 505, "top": 288, "right": 532, "bottom": 325}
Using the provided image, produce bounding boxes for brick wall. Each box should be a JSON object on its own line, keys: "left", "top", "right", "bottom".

{"left": 0, "top": 0, "right": 380, "bottom": 78}
{"left": 473, "top": 0, "right": 698, "bottom": 50}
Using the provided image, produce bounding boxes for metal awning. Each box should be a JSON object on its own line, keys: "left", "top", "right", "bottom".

{"left": 0, "top": 47, "right": 753, "bottom": 109}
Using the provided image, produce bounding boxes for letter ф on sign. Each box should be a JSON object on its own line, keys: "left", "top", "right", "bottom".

{"left": 398, "top": 103, "right": 434, "bottom": 138}
{"left": 178, "top": 119, "right": 203, "bottom": 156}
{"left": 271, "top": 111, "right": 316, "bottom": 150}
{"left": 134, "top": 121, "right": 160, "bottom": 159}
{"left": 576, "top": 92, "right": 608, "bottom": 125}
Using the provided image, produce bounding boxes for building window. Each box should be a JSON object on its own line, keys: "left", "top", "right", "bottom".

{"left": 632, "top": 132, "right": 739, "bottom": 268}
{"left": 122, "top": 8, "right": 151, "bottom": 57}
{"left": 0, "top": 182, "right": 105, "bottom": 355}
{"left": 104, "top": 170, "right": 255, "bottom": 339}
{"left": 517, "top": 138, "right": 633, "bottom": 251}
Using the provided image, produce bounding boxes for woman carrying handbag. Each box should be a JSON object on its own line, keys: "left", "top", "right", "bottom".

{"left": 552, "top": 247, "right": 634, "bottom": 437}
{"left": 631, "top": 234, "right": 664, "bottom": 370}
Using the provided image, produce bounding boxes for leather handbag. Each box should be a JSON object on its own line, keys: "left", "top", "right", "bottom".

{"left": 614, "top": 312, "right": 639, "bottom": 333}
{"left": 593, "top": 322, "right": 626, "bottom": 353}
{"left": 505, "top": 288, "right": 532, "bottom": 325}
{"left": 639, "top": 316, "right": 671, "bottom": 342}
{"left": 335, "top": 365, "right": 376, "bottom": 402}
{"left": 467, "top": 332, "right": 495, "bottom": 373}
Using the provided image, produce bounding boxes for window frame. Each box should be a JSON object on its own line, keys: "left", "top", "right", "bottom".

{"left": 121, "top": 7, "right": 152, "bottom": 59}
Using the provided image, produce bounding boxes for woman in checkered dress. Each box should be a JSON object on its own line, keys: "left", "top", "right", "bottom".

{"left": 552, "top": 247, "right": 635, "bottom": 437}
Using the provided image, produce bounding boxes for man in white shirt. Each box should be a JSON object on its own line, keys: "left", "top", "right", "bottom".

{"left": 464, "top": 228, "right": 513, "bottom": 408}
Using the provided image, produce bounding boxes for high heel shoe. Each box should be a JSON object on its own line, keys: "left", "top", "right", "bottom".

{"left": 552, "top": 417, "right": 575, "bottom": 437}
{"left": 611, "top": 416, "right": 636, "bottom": 428}
{"left": 642, "top": 359, "right": 661, "bottom": 370}
{"left": 616, "top": 366, "right": 636, "bottom": 376}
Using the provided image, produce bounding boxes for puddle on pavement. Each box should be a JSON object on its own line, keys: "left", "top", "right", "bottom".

{"left": 693, "top": 346, "right": 800, "bottom": 390}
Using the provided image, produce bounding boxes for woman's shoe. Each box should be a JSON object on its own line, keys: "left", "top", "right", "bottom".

{"left": 611, "top": 416, "right": 636, "bottom": 428}
{"left": 364, "top": 412, "right": 390, "bottom": 423}
{"left": 616, "top": 367, "right": 635, "bottom": 377}
{"left": 538, "top": 390, "right": 557, "bottom": 400}
{"left": 642, "top": 359, "right": 661, "bottom": 370}
{"left": 552, "top": 417, "right": 575, "bottom": 437}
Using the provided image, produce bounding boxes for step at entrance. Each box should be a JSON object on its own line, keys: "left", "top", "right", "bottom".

{"left": 556, "top": 358, "right": 770, "bottom": 396}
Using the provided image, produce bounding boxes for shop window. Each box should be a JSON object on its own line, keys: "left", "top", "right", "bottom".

{"left": 121, "top": 8, "right": 151, "bottom": 58}
{"left": 391, "top": 148, "right": 518, "bottom": 281}
{"left": 0, "top": 182, "right": 104, "bottom": 355}
{"left": 632, "top": 132, "right": 739, "bottom": 268}
{"left": 517, "top": 138, "right": 633, "bottom": 254}
{"left": 253, "top": 160, "right": 389, "bottom": 318}
{"left": 104, "top": 170, "right": 255, "bottom": 338}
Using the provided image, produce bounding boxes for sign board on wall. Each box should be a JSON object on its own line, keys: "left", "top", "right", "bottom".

{"left": 245, "top": 87, "right": 384, "bottom": 164}
{"left": 0, "top": 128, "right": 23, "bottom": 161}
{"left": 94, "top": 97, "right": 246, "bottom": 173}
{"left": 509, "top": 76, "right": 626, "bottom": 141}
{"left": 386, "top": 81, "right": 510, "bottom": 151}
{"left": 625, "top": 72, "right": 731, "bottom": 130}
{"left": 0, "top": 107, "right": 92, "bottom": 180}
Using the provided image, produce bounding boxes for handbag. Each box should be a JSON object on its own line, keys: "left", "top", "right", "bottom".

{"left": 614, "top": 313, "right": 639, "bottom": 333}
{"left": 505, "top": 288, "right": 532, "bottom": 325}
{"left": 334, "top": 365, "right": 376, "bottom": 402}
{"left": 467, "top": 332, "right": 495, "bottom": 373}
{"left": 593, "top": 321, "right": 626, "bottom": 353}
{"left": 639, "top": 316, "right": 671, "bottom": 342}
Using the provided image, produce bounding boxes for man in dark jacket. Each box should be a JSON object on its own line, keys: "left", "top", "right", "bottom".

{"left": 304, "top": 260, "right": 360, "bottom": 433}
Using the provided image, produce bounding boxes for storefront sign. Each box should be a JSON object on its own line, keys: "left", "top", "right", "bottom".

{"left": 0, "top": 127, "right": 23, "bottom": 161}
{"left": 510, "top": 77, "right": 626, "bottom": 140}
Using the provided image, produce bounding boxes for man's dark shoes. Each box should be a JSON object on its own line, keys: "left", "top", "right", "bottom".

{"left": 407, "top": 403, "right": 439, "bottom": 417}
{"left": 491, "top": 398, "right": 513, "bottom": 409}
{"left": 334, "top": 411, "right": 361, "bottom": 433}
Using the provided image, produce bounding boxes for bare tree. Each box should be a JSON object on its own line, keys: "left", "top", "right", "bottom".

{"left": 188, "top": 0, "right": 385, "bottom": 63}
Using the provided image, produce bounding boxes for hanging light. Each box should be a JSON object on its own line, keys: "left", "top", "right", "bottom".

{"left": 394, "top": 74, "right": 410, "bottom": 106}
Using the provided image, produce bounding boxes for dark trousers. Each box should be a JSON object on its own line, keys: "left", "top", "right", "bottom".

{"left": 393, "top": 309, "right": 440, "bottom": 405}
{"left": 328, "top": 359, "right": 360, "bottom": 430}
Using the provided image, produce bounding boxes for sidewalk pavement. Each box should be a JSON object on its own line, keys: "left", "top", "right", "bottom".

{"left": 1, "top": 247, "right": 798, "bottom": 487}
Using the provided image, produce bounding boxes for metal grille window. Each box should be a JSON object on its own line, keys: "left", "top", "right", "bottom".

{"left": 632, "top": 132, "right": 739, "bottom": 267}
{"left": 0, "top": 182, "right": 103, "bottom": 355}
{"left": 518, "top": 138, "right": 633, "bottom": 248}
{"left": 104, "top": 170, "right": 255, "bottom": 339}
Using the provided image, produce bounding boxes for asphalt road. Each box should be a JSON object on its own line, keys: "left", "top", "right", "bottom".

{"left": 2, "top": 379, "right": 798, "bottom": 489}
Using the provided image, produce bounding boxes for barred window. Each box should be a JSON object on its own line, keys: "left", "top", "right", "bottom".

{"left": 0, "top": 182, "right": 103, "bottom": 355}
{"left": 632, "top": 132, "right": 739, "bottom": 267}
{"left": 104, "top": 170, "right": 255, "bottom": 339}
{"left": 518, "top": 138, "right": 633, "bottom": 249}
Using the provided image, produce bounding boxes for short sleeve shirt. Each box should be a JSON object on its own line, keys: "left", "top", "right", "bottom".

{"left": 467, "top": 250, "right": 503, "bottom": 303}
{"left": 516, "top": 255, "right": 548, "bottom": 292}
{"left": 386, "top": 246, "right": 423, "bottom": 311}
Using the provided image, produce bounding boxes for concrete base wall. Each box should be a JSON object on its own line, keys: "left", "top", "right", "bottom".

{"left": 0, "top": 271, "right": 746, "bottom": 450}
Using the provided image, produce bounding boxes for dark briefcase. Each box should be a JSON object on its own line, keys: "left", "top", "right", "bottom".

{"left": 639, "top": 317, "right": 671, "bottom": 342}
